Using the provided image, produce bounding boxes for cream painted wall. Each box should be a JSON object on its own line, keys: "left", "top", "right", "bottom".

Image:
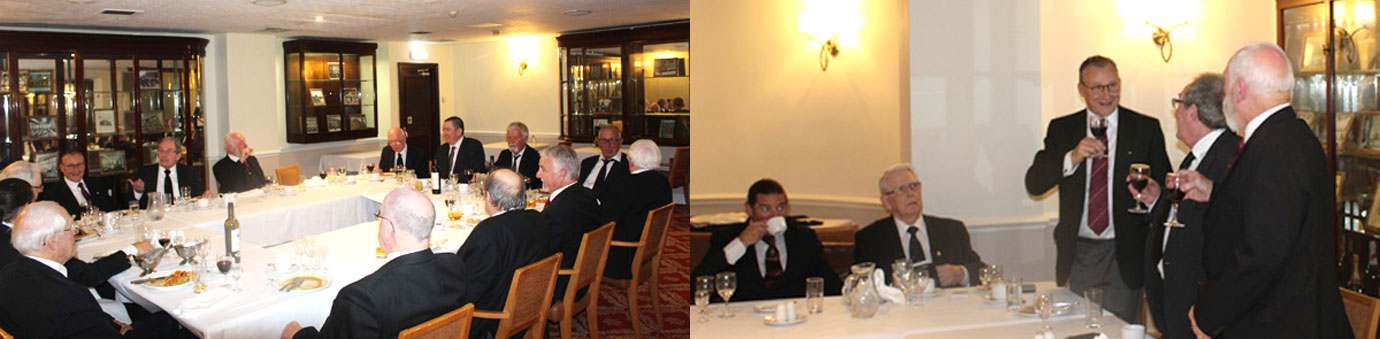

{"left": 384, "top": 41, "right": 455, "bottom": 138}
{"left": 690, "top": 0, "right": 909, "bottom": 209}
{"left": 451, "top": 37, "right": 561, "bottom": 137}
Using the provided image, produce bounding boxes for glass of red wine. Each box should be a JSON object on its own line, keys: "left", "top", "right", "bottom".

{"left": 1164, "top": 172, "right": 1185, "bottom": 227}
{"left": 318, "top": 169, "right": 328, "bottom": 180}
{"left": 1128, "top": 163, "right": 1151, "bottom": 213}
{"left": 216, "top": 254, "right": 234, "bottom": 287}
{"left": 1089, "top": 116, "right": 1109, "bottom": 158}
{"left": 157, "top": 230, "right": 172, "bottom": 248}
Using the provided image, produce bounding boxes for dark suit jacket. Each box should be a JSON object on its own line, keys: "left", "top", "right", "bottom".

{"left": 212, "top": 156, "right": 267, "bottom": 194}
{"left": 39, "top": 177, "right": 119, "bottom": 217}
{"left": 0, "top": 224, "right": 129, "bottom": 297}
{"left": 131, "top": 163, "right": 205, "bottom": 209}
{"left": 1024, "top": 107, "right": 1170, "bottom": 288}
{"left": 377, "top": 145, "right": 430, "bottom": 178}
{"left": 496, "top": 146, "right": 542, "bottom": 188}
{"left": 853, "top": 215, "right": 985, "bottom": 285}
{"left": 294, "top": 250, "right": 468, "bottom": 339}
{"left": 456, "top": 209, "right": 550, "bottom": 339}
{"left": 599, "top": 170, "right": 672, "bottom": 279}
{"left": 1194, "top": 107, "right": 1351, "bottom": 338}
{"left": 435, "top": 138, "right": 486, "bottom": 182}
{"left": 1142, "top": 131, "right": 1238, "bottom": 339}
{"left": 541, "top": 185, "right": 602, "bottom": 299}
{"left": 0, "top": 257, "right": 130, "bottom": 338}
{"left": 577, "top": 153, "right": 630, "bottom": 194}
{"left": 692, "top": 220, "right": 844, "bottom": 301}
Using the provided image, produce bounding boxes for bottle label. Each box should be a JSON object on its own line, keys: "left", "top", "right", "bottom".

{"left": 230, "top": 229, "right": 240, "bottom": 252}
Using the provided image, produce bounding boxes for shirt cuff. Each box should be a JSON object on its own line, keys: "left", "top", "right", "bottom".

{"left": 1062, "top": 152, "right": 1078, "bottom": 177}
{"left": 122, "top": 245, "right": 138, "bottom": 256}
{"left": 959, "top": 266, "right": 971, "bottom": 286}
{"left": 723, "top": 238, "right": 748, "bottom": 265}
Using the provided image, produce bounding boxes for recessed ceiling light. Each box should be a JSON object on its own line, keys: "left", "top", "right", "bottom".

{"left": 68, "top": 0, "right": 98, "bottom": 4}
{"left": 468, "top": 23, "right": 502, "bottom": 28}
{"left": 448, "top": 11, "right": 458, "bottom": 18}
{"left": 314, "top": 16, "right": 325, "bottom": 22}
{"left": 563, "top": 9, "right": 592, "bottom": 16}
{"left": 251, "top": 0, "right": 287, "bottom": 6}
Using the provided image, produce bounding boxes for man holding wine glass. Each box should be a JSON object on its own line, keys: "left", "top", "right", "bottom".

{"left": 1124, "top": 73, "right": 1239, "bottom": 339}
{"left": 1024, "top": 55, "right": 1171, "bottom": 323}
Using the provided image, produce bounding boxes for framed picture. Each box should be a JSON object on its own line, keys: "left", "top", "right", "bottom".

{"left": 34, "top": 152, "right": 58, "bottom": 181}
{"left": 326, "top": 115, "right": 343, "bottom": 132}
{"left": 25, "top": 71, "right": 51, "bottom": 92}
{"left": 342, "top": 87, "right": 361, "bottom": 105}
{"left": 654, "top": 58, "right": 685, "bottom": 77}
{"left": 16, "top": 70, "right": 27, "bottom": 92}
{"left": 98, "top": 150, "right": 125, "bottom": 173}
{"left": 141, "top": 111, "right": 164, "bottom": 133}
{"left": 305, "top": 117, "right": 319, "bottom": 134}
{"left": 349, "top": 115, "right": 367, "bottom": 130}
{"left": 27, "top": 116, "right": 56, "bottom": 138}
{"left": 0, "top": 70, "right": 7, "bottom": 92}
{"left": 327, "top": 62, "right": 342, "bottom": 80}
{"left": 1302, "top": 34, "right": 1326, "bottom": 72}
{"left": 122, "top": 110, "right": 136, "bottom": 133}
{"left": 138, "top": 70, "right": 160, "bottom": 89}
{"left": 93, "top": 109, "right": 116, "bottom": 134}
{"left": 310, "top": 88, "right": 327, "bottom": 107}
{"left": 659, "top": 119, "right": 676, "bottom": 138}
{"left": 92, "top": 91, "right": 113, "bottom": 110}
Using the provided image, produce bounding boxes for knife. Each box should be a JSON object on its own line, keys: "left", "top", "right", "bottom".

{"left": 279, "top": 277, "right": 304, "bottom": 292}
{"left": 129, "top": 276, "right": 159, "bottom": 285}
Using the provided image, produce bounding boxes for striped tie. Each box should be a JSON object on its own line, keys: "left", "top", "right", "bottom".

{"left": 1087, "top": 135, "right": 1109, "bottom": 235}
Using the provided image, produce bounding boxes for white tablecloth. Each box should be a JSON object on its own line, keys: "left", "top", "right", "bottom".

{"left": 319, "top": 150, "right": 380, "bottom": 172}
{"left": 688, "top": 282, "right": 1135, "bottom": 338}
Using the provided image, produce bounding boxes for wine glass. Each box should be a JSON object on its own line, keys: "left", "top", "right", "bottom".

{"left": 156, "top": 230, "right": 172, "bottom": 248}
{"left": 1089, "top": 116, "right": 1108, "bottom": 158}
{"left": 318, "top": 169, "right": 328, "bottom": 180}
{"left": 715, "top": 272, "right": 737, "bottom": 319}
{"left": 365, "top": 162, "right": 376, "bottom": 173}
{"left": 1164, "top": 172, "right": 1186, "bottom": 227}
{"left": 1035, "top": 292, "right": 1054, "bottom": 334}
{"left": 979, "top": 266, "right": 994, "bottom": 289}
{"left": 1128, "top": 163, "right": 1152, "bottom": 213}
{"left": 891, "top": 260, "right": 915, "bottom": 306}
{"left": 695, "top": 275, "right": 714, "bottom": 322}
{"left": 216, "top": 255, "right": 234, "bottom": 287}
{"left": 230, "top": 265, "right": 243, "bottom": 292}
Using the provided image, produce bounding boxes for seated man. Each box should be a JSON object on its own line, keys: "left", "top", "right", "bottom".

{"left": 0, "top": 202, "right": 182, "bottom": 337}
{"left": 0, "top": 179, "right": 32, "bottom": 267}
{"left": 129, "top": 137, "right": 207, "bottom": 208}
{"left": 282, "top": 187, "right": 468, "bottom": 338}
{"left": 435, "top": 116, "right": 484, "bottom": 181}
{"left": 1, "top": 161, "right": 44, "bottom": 199}
{"left": 692, "top": 179, "right": 843, "bottom": 301}
{"left": 456, "top": 169, "right": 550, "bottom": 338}
{"left": 577, "top": 125, "right": 630, "bottom": 194}
{"left": 536, "top": 145, "right": 601, "bottom": 298}
{"left": 377, "top": 127, "right": 428, "bottom": 174}
{"left": 599, "top": 139, "right": 672, "bottom": 279}
{"left": 212, "top": 132, "right": 268, "bottom": 193}
{"left": 496, "top": 122, "right": 542, "bottom": 188}
{"left": 853, "top": 164, "right": 985, "bottom": 286}
{"left": 39, "top": 151, "right": 119, "bottom": 217}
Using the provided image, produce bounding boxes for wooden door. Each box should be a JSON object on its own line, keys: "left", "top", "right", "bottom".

{"left": 397, "top": 63, "right": 439, "bottom": 158}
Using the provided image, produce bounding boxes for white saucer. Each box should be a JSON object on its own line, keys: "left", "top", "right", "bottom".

{"left": 763, "top": 314, "right": 806, "bottom": 326}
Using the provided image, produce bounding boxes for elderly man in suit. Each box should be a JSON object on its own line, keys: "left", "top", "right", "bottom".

{"left": 692, "top": 179, "right": 843, "bottom": 301}
{"left": 854, "top": 164, "right": 985, "bottom": 286}
{"left": 1176, "top": 43, "right": 1350, "bottom": 338}
{"left": 536, "top": 145, "right": 601, "bottom": 298}
{"left": 435, "top": 116, "right": 486, "bottom": 182}
{"left": 456, "top": 169, "right": 550, "bottom": 338}
{"left": 129, "top": 137, "right": 208, "bottom": 208}
{"left": 377, "top": 127, "right": 429, "bottom": 176}
{"left": 1024, "top": 55, "right": 1171, "bottom": 322}
{"left": 39, "top": 151, "right": 118, "bottom": 217}
{"left": 282, "top": 187, "right": 468, "bottom": 339}
{"left": 577, "top": 125, "right": 630, "bottom": 194}
{"left": 212, "top": 132, "right": 268, "bottom": 194}
{"left": 496, "top": 121, "right": 542, "bottom": 188}
{"left": 599, "top": 139, "right": 672, "bottom": 279}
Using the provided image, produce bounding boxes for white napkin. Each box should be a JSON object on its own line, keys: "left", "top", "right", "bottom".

{"left": 173, "top": 288, "right": 241, "bottom": 319}
{"left": 871, "top": 268, "right": 906, "bottom": 304}
{"left": 305, "top": 177, "right": 328, "bottom": 187}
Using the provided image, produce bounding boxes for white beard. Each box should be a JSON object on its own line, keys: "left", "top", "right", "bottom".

{"left": 1224, "top": 98, "right": 1242, "bottom": 133}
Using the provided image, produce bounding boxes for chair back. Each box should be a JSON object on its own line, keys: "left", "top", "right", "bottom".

{"left": 495, "top": 253, "right": 562, "bottom": 339}
{"left": 1341, "top": 287, "right": 1380, "bottom": 339}
{"left": 276, "top": 165, "right": 302, "bottom": 186}
{"left": 689, "top": 232, "right": 711, "bottom": 271}
{"left": 668, "top": 147, "right": 689, "bottom": 202}
{"left": 0, "top": 325, "right": 11, "bottom": 339}
{"left": 567, "top": 223, "right": 616, "bottom": 302}
{"left": 398, "top": 304, "right": 475, "bottom": 339}
{"left": 632, "top": 203, "right": 675, "bottom": 282}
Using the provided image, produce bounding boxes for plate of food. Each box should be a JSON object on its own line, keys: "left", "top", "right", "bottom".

{"left": 1017, "top": 301, "right": 1076, "bottom": 317}
{"left": 138, "top": 270, "right": 196, "bottom": 291}
{"left": 74, "top": 228, "right": 98, "bottom": 241}
{"left": 278, "top": 274, "right": 330, "bottom": 293}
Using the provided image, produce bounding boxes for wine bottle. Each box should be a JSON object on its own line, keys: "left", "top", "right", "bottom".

{"left": 487, "top": 155, "right": 496, "bottom": 171}
{"left": 224, "top": 199, "right": 241, "bottom": 263}
{"left": 1348, "top": 253, "right": 1366, "bottom": 294}
{"left": 430, "top": 160, "right": 441, "bottom": 194}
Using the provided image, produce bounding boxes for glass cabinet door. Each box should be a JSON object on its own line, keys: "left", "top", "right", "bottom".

{"left": 0, "top": 53, "right": 10, "bottom": 164}
{"left": 632, "top": 41, "right": 690, "bottom": 142}
{"left": 561, "top": 46, "right": 623, "bottom": 140}
{"left": 16, "top": 53, "right": 74, "bottom": 183}
{"left": 82, "top": 56, "right": 135, "bottom": 177}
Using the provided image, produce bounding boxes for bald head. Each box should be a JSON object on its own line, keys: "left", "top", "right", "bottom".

{"left": 12, "top": 202, "right": 76, "bottom": 262}
{"left": 387, "top": 127, "right": 407, "bottom": 153}
{"left": 379, "top": 188, "right": 435, "bottom": 251}
{"left": 484, "top": 169, "right": 526, "bottom": 213}
{"left": 1223, "top": 42, "right": 1294, "bottom": 133}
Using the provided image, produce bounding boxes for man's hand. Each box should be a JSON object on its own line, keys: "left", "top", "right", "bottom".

{"left": 1068, "top": 137, "right": 1107, "bottom": 164}
{"left": 1127, "top": 174, "right": 1161, "bottom": 206}
{"left": 242, "top": 146, "right": 254, "bottom": 158}
{"left": 281, "top": 321, "right": 303, "bottom": 339}
{"left": 935, "top": 264, "right": 965, "bottom": 287}
{"left": 1189, "top": 307, "right": 1210, "bottom": 339}
{"left": 203, "top": 190, "right": 215, "bottom": 199}
{"left": 128, "top": 178, "right": 144, "bottom": 193}
{"left": 737, "top": 220, "right": 769, "bottom": 246}
{"left": 1175, "top": 170, "right": 1213, "bottom": 202}
{"left": 114, "top": 319, "right": 133, "bottom": 335}
{"left": 131, "top": 240, "right": 155, "bottom": 255}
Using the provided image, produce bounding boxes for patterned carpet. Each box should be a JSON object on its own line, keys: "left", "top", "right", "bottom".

{"left": 544, "top": 205, "right": 690, "bottom": 338}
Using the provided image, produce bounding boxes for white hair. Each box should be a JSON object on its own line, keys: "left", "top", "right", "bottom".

{"left": 0, "top": 161, "right": 41, "bottom": 188}
{"left": 381, "top": 188, "right": 435, "bottom": 241}
{"left": 877, "top": 163, "right": 918, "bottom": 194}
{"left": 506, "top": 122, "right": 530, "bottom": 139}
{"left": 540, "top": 145, "right": 580, "bottom": 181}
{"left": 11, "top": 202, "right": 70, "bottom": 255}
{"left": 629, "top": 139, "right": 661, "bottom": 170}
{"left": 1226, "top": 42, "right": 1294, "bottom": 98}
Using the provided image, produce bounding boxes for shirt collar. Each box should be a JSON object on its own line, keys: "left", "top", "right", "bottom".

{"left": 1243, "top": 103, "right": 1290, "bottom": 142}
{"left": 228, "top": 154, "right": 241, "bottom": 163}
{"left": 64, "top": 178, "right": 83, "bottom": 187}
{"left": 384, "top": 247, "right": 428, "bottom": 263}
{"left": 549, "top": 182, "right": 575, "bottom": 201}
{"left": 631, "top": 168, "right": 653, "bottom": 175}
{"left": 894, "top": 215, "right": 927, "bottom": 235}
{"left": 601, "top": 154, "right": 620, "bottom": 162}
{"left": 1190, "top": 129, "right": 1227, "bottom": 161}
{"left": 26, "top": 256, "right": 67, "bottom": 277}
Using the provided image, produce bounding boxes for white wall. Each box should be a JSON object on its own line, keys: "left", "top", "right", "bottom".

{"left": 451, "top": 37, "right": 561, "bottom": 138}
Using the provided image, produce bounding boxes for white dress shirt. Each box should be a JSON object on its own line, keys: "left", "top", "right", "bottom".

{"left": 444, "top": 142, "right": 460, "bottom": 170}
{"left": 510, "top": 147, "right": 525, "bottom": 170}
{"left": 384, "top": 248, "right": 428, "bottom": 263}
{"left": 581, "top": 155, "right": 622, "bottom": 189}
{"left": 133, "top": 165, "right": 181, "bottom": 201}
{"left": 723, "top": 227, "right": 788, "bottom": 277}
{"left": 64, "top": 178, "right": 89, "bottom": 207}
{"left": 1062, "top": 108, "right": 1119, "bottom": 240}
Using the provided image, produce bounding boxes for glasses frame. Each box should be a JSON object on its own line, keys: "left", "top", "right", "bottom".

{"left": 884, "top": 182, "right": 921, "bottom": 196}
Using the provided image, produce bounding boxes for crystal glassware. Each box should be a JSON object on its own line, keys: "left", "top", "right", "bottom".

{"left": 715, "top": 272, "right": 737, "bottom": 319}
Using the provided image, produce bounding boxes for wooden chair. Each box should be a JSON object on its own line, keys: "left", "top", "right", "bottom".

{"left": 474, "top": 253, "right": 562, "bottom": 339}
{"left": 1341, "top": 287, "right": 1380, "bottom": 339}
{"left": 667, "top": 147, "right": 689, "bottom": 203}
{"left": 548, "top": 223, "right": 616, "bottom": 339}
{"left": 276, "top": 165, "right": 302, "bottom": 186}
{"left": 398, "top": 303, "right": 475, "bottom": 339}
{"left": 689, "top": 232, "right": 711, "bottom": 272}
{"left": 601, "top": 203, "right": 675, "bottom": 339}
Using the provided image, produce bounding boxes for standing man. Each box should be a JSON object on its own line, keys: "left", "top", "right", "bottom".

{"left": 212, "top": 132, "right": 268, "bottom": 193}
{"left": 377, "top": 127, "right": 428, "bottom": 176}
{"left": 40, "top": 151, "right": 118, "bottom": 217}
{"left": 1024, "top": 55, "right": 1170, "bottom": 322}
{"left": 496, "top": 122, "right": 542, "bottom": 188}
{"left": 129, "top": 137, "right": 207, "bottom": 208}
{"left": 434, "top": 117, "right": 486, "bottom": 182}
{"left": 854, "top": 164, "right": 985, "bottom": 286}
{"left": 578, "top": 125, "right": 630, "bottom": 195}
{"left": 1126, "top": 73, "right": 1239, "bottom": 339}
{"left": 1181, "top": 43, "right": 1350, "bottom": 338}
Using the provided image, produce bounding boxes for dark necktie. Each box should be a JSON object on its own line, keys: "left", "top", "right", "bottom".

{"left": 447, "top": 146, "right": 457, "bottom": 172}
{"left": 1227, "top": 139, "right": 1244, "bottom": 171}
{"left": 1180, "top": 153, "right": 1196, "bottom": 170}
{"left": 762, "top": 235, "right": 784, "bottom": 288}
{"left": 512, "top": 153, "right": 520, "bottom": 170}
{"left": 163, "top": 169, "right": 174, "bottom": 197}
{"left": 594, "top": 159, "right": 614, "bottom": 187}
{"left": 395, "top": 152, "right": 404, "bottom": 169}
{"left": 907, "top": 226, "right": 926, "bottom": 262}
{"left": 1087, "top": 134, "right": 1110, "bottom": 235}
{"left": 77, "top": 182, "right": 93, "bottom": 208}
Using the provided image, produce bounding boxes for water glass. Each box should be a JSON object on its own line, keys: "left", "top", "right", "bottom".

{"left": 806, "top": 276, "right": 824, "bottom": 313}
{"left": 1084, "top": 287, "right": 1104, "bottom": 329}
{"left": 1035, "top": 292, "right": 1054, "bottom": 334}
{"left": 908, "top": 265, "right": 930, "bottom": 307}
{"left": 715, "top": 272, "right": 737, "bottom": 319}
{"left": 1006, "top": 277, "right": 1024, "bottom": 311}
{"left": 695, "top": 275, "right": 714, "bottom": 322}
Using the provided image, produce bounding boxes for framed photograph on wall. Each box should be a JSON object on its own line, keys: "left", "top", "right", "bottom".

{"left": 27, "top": 116, "right": 56, "bottom": 138}
{"left": 99, "top": 150, "right": 125, "bottom": 173}
{"left": 305, "top": 117, "right": 319, "bottom": 134}
{"left": 26, "top": 71, "right": 51, "bottom": 92}
{"left": 17, "top": 70, "right": 27, "bottom": 92}
{"left": 0, "top": 70, "right": 7, "bottom": 92}
{"left": 34, "top": 152, "right": 58, "bottom": 180}
{"left": 141, "top": 111, "right": 164, "bottom": 133}
{"left": 310, "top": 88, "right": 327, "bottom": 107}
{"left": 138, "top": 70, "right": 160, "bottom": 89}
{"left": 328, "top": 62, "right": 342, "bottom": 80}
{"left": 326, "top": 114, "right": 342, "bottom": 132}
{"left": 654, "top": 58, "right": 685, "bottom": 77}
{"left": 93, "top": 109, "right": 116, "bottom": 134}
{"left": 349, "top": 115, "right": 367, "bottom": 130}
{"left": 342, "top": 87, "right": 360, "bottom": 105}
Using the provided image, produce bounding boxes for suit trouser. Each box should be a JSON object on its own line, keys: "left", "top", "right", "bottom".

{"left": 1068, "top": 238, "right": 1142, "bottom": 324}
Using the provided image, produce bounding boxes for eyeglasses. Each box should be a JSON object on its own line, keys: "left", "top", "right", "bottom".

{"left": 1171, "top": 98, "right": 1188, "bottom": 110}
{"left": 596, "top": 137, "right": 621, "bottom": 143}
{"left": 884, "top": 182, "right": 921, "bottom": 196}
{"left": 1083, "top": 81, "right": 1119, "bottom": 95}
{"left": 61, "top": 163, "right": 84, "bottom": 169}
{"left": 374, "top": 210, "right": 393, "bottom": 225}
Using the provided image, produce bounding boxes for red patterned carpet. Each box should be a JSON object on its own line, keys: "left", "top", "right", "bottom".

{"left": 544, "top": 205, "right": 690, "bottom": 338}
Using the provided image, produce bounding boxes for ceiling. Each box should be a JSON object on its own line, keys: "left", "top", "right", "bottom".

{"left": 0, "top": 0, "right": 688, "bottom": 42}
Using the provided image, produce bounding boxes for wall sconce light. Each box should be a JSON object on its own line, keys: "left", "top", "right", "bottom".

{"left": 1122, "top": 0, "right": 1199, "bottom": 63}
{"left": 508, "top": 36, "right": 541, "bottom": 76}
{"left": 799, "top": 0, "right": 860, "bottom": 72}
{"left": 1148, "top": 20, "right": 1189, "bottom": 63}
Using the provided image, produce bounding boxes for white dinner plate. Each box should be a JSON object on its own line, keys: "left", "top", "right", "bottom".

{"left": 137, "top": 270, "right": 197, "bottom": 291}
{"left": 1016, "top": 302, "right": 1076, "bottom": 317}
{"left": 279, "top": 274, "right": 331, "bottom": 293}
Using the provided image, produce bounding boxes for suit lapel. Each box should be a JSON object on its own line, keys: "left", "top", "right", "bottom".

{"left": 880, "top": 219, "right": 907, "bottom": 262}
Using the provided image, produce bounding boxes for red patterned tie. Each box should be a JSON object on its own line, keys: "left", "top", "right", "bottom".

{"left": 1087, "top": 136, "right": 1110, "bottom": 235}
{"left": 78, "top": 182, "right": 93, "bottom": 209}
{"left": 1227, "top": 139, "right": 1244, "bottom": 171}
{"left": 762, "top": 235, "right": 784, "bottom": 288}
